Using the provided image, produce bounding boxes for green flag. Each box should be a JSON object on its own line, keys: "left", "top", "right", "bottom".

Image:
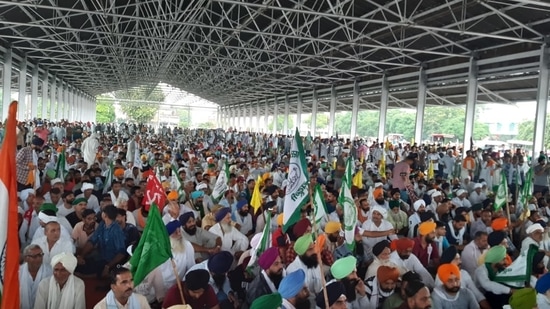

{"left": 129, "top": 203, "right": 172, "bottom": 286}
{"left": 522, "top": 168, "right": 534, "bottom": 207}
{"left": 339, "top": 157, "right": 357, "bottom": 249}
{"left": 283, "top": 128, "right": 310, "bottom": 232}
{"left": 102, "top": 160, "right": 114, "bottom": 194}
{"left": 247, "top": 212, "right": 271, "bottom": 268}
{"left": 212, "top": 160, "right": 230, "bottom": 202}
{"left": 313, "top": 184, "right": 328, "bottom": 226}
{"left": 494, "top": 244, "right": 538, "bottom": 287}
{"left": 494, "top": 172, "right": 508, "bottom": 211}
{"left": 55, "top": 149, "right": 68, "bottom": 182}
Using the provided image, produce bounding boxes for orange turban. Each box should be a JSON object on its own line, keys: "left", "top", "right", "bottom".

{"left": 167, "top": 191, "right": 178, "bottom": 201}
{"left": 418, "top": 222, "right": 436, "bottom": 236}
{"left": 377, "top": 266, "right": 400, "bottom": 283}
{"left": 114, "top": 168, "right": 125, "bottom": 177}
{"left": 373, "top": 187, "right": 384, "bottom": 199}
{"left": 391, "top": 238, "right": 415, "bottom": 252}
{"left": 491, "top": 217, "right": 508, "bottom": 231}
{"left": 437, "top": 263, "right": 461, "bottom": 283}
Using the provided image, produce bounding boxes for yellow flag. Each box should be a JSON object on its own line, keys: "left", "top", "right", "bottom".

{"left": 353, "top": 169, "right": 363, "bottom": 188}
{"left": 379, "top": 153, "right": 386, "bottom": 179}
{"left": 428, "top": 160, "right": 434, "bottom": 180}
{"left": 250, "top": 175, "right": 263, "bottom": 214}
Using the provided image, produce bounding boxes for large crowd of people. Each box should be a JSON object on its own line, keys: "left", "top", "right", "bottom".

{"left": 9, "top": 118, "right": 550, "bottom": 309}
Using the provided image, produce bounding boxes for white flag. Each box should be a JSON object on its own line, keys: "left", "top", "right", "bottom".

{"left": 313, "top": 184, "right": 328, "bottom": 224}
{"left": 283, "top": 128, "right": 310, "bottom": 232}
{"left": 339, "top": 157, "right": 357, "bottom": 249}
{"left": 212, "top": 160, "right": 229, "bottom": 202}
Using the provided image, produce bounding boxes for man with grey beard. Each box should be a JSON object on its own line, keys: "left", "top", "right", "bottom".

{"left": 160, "top": 220, "right": 195, "bottom": 291}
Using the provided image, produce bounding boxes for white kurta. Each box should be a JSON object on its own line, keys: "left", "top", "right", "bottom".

{"left": 33, "top": 276, "right": 86, "bottom": 309}
{"left": 389, "top": 251, "right": 435, "bottom": 288}
{"left": 208, "top": 223, "right": 249, "bottom": 254}
{"left": 19, "top": 263, "right": 52, "bottom": 309}
{"left": 31, "top": 237, "right": 75, "bottom": 266}
{"left": 160, "top": 239, "right": 195, "bottom": 290}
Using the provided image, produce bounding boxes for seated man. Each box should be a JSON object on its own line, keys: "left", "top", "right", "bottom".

{"left": 31, "top": 221, "right": 75, "bottom": 266}
{"left": 34, "top": 252, "right": 86, "bottom": 309}
{"left": 19, "top": 244, "right": 52, "bottom": 309}
{"left": 208, "top": 207, "right": 249, "bottom": 254}
{"left": 432, "top": 263, "right": 478, "bottom": 309}
{"left": 475, "top": 245, "right": 515, "bottom": 308}
{"left": 93, "top": 267, "right": 150, "bottom": 309}
{"left": 180, "top": 212, "right": 222, "bottom": 262}
{"left": 162, "top": 269, "right": 220, "bottom": 309}
{"left": 77, "top": 205, "right": 127, "bottom": 278}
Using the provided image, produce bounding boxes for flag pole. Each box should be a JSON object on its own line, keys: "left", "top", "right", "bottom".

{"left": 170, "top": 258, "right": 187, "bottom": 305}
{"left": 309, "top": 191, "right": 330, "bottom": 309}
{"left": 505, "top": 185, "right": 514, "bottom": 244}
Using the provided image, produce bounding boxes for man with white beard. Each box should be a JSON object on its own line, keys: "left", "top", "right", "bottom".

{"left": 161, "top": 220, "right": 195, "bottom": 291}
{"left": 208, "top": 207, "right": 249, "bottom": 254}
{"left": 19, "top": 244, "right": 53, "bottom": 309}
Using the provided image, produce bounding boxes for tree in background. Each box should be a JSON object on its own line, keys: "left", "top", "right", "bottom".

{"left": 197, "top": 121, "right": 216, "bottom": 129}
{"left": 116, "top": 85, "right": 164, "bottom": 124}
{"left": 334, "top": 106, "right": 490, "bottom": 142}
{"left": 268, "top": 115, "right": 294, "bottom": 132}
{"left": 517, "top": 116, "right": 550, "bottom": 145}
{"left": 95, "top": 98, "right": 116, "bottom": 123}
{"left": 179, "top": 109, "right": 191, "bottom": 128}
{"left": 303, "top": 113, "right": 329, "bottom": 131}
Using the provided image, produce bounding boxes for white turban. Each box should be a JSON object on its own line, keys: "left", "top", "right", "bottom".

{"left": 370, "top": 205, "right": 387, "bottom": 218}
{"left": 413, "top": 200, "right": 426, "bottom": 212}
{"left": 527, "top": 223, "right": 544, "bottom": 235}
{"left": 20, "top": 188, "right": 36, "bottom": 201}
{"left": 38, "top": 211, "right": 58, "bottom": 224}
{"left": 474, "top": 183, "right": 483, "bottom": 189}
{"left": 50, "top": 252, "right": 77, "bottom": 273}
{"left": 51, "top": 178, "right": 62, "bottom": 186}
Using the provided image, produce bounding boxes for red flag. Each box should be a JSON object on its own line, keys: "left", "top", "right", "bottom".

{"left": 143, "top": 174, "right": 167, "bottom": 211}
{"left": 0, "top": 101, "right": 20, "bottom": 308}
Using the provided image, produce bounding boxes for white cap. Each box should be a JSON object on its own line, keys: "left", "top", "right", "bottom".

{"left": 456, "top": 189, "right": 466, "bottom": 197}
{"left": 51, "top": 178, "right": 62, "bottom": 186}
{"left": 196, "top": 183, "right": 208, "bottom": 191}
{"left": 431, "top": 191, "right": 442, "bottom": 198}
{"left": 474, "top": 183, "right": 483, "bottom": 189}
{"left": 374, "top": 182, "right": 383, "bottom": 188}
{"left": 526, "top": 223, "right": 544, "bottom": 234}
{"left": 81, "top": 183, "right": 94, "bottom": 191}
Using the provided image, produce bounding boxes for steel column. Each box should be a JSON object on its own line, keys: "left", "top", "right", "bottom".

{"left": 378, "top": 75, "right": 389, "bottom": 142}
{"left": 256, "top": 101, "right": 261, "bottom": 132}
{"left": 273, "top": 97, "right": 279, "bottom": 134}
{"left": 262, "top": 99, "right": 267, "bottom": 133}
{"left": 248, "top": 102, "right": 253, "bottom": 131}
{"left": 30, "top": 64, "right": 39, "bottom": 119}
{"left": 328, "top": 85, "right": 337, "bottom": 138}
{"left": 57, "top": 80, "right": 63, "bottom": 120}
{"left": 2, "top": 48, "right": 12, "bottom": 120}
{"left": 311, "top": 89, "right": 318, "bottom": 137}
{"left": 414, "top": 68, "right": 427, "bottom": 144}
{"left": 17, "top": 56, "right": 27, "bottom": 119}
{"left": 351, "top": 80, "right": 360, "bottom": 138}
{"left": 49, "top": 76, "right": 56, "bottom": 121}
{"left": 533, "top": 45, "right": 550, "bottom": 158}
{"left": 41, "top": 70, "right": 48, "bottom": 119}
{"left": 91, "top": 97, "right": 96, "bottom": 122}
{"left": 238, "top": 106, "right": 242, "bottom": 130}
{"left": 463, "top": 58, "right": 478, "bottom": 153}
{"left": 296, "top": 91, "right": 303, "bottom": 133}
{"left": 63, "top": 85, "right": 69, "bottom": 120}
{"left": 284, "top": 94, "right": 289, "bottom": 134}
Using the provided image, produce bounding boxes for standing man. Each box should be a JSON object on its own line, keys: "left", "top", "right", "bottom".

{"left": 94, "top": 267, "right": 150, "bottom": 308}
{"left": 534, "top": 156, "right": 550, "bottom": 196}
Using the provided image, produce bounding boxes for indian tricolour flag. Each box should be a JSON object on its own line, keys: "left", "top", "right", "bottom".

{"left": 0, "top": 101, "right": 21, "bottom": 308}
{"left": 283, "top": 128, "right": 310, "bottom": 232}
{"left": 339, "top": 157, "right": 357, "bottom": 249}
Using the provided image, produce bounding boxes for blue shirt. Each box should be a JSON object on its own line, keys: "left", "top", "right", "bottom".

{"left": 89, "top": 221, "right": 126, "bottom": 262}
